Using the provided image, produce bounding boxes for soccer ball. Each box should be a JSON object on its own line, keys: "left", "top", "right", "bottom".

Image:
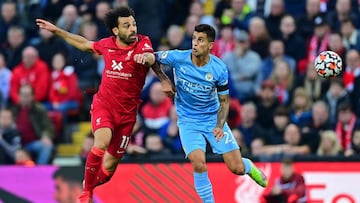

{"left": 314, "top": 51, "right": 343, "bottom": 78}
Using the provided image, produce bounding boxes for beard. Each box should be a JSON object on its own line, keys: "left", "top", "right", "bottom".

{"left": 118, "top": 32, "right": 137, "bottom": 45}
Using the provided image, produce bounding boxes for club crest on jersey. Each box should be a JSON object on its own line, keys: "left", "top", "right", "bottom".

{"left": 205, "top": 73, "right": 213, "bottom": 81}
{"left": 159, "top": 51, "right": 168, "bottom": 59}
{"left": 111, "top": 60, "right": 123, "bottom": 71}
{"left": 125, "top": 50, "right": 134, "bottom": 61}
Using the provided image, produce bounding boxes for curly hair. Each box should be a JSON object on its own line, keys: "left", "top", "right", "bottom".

{"left": 104, "top": 6, "right": 135, "bottom": 35}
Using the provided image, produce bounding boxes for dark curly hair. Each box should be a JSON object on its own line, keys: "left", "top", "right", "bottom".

{"left": 104, "top": 6, "right": 135, "bottom": 35}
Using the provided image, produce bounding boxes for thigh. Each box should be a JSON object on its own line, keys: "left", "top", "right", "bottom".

{"left": 107, "top": 113, "right": 137, "bottom": 158}
{"left": 205, "top": 122, "right": 239, "bottom": 155}
{"left": 25, "top": 140, "right": 42, "bottom": 152}
{"left": 178, "top": 124, "right": 207, "bottom": 158}
{"left": 91, "top": 103, "right": 115, "bottom": 133}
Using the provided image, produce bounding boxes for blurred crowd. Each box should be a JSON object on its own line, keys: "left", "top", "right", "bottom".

{"left": 1, "top": 0, "right": 360, "bottom": 166}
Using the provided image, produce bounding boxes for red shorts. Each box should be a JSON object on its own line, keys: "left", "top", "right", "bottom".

{"left": 90, "top": 99, "right": 137, "bottom": 158}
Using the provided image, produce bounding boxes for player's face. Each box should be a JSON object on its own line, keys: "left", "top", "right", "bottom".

{"left": 53, "top": 177, "right": 74, "bottom": 203}
{"left": 113, "top": 16, "right": 137, "bottom": 45}
{"left": 192, "top": 31, "right": 213, "bottom": 57}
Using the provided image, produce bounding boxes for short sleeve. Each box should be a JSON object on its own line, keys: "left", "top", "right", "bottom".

{"left": 155, "top": 50, "right": 175, "bottom": 66}
{"left": 138, "top": 36, "right": 154, "bottom": 54}
{"left": 217, "top": 67, "right": 229, "bottom": 95}
{"left": 92, "top": 40, "right": 104, "bottom": 55}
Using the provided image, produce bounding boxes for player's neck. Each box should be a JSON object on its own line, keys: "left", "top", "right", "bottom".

{"left": 191, "top": 54, "right": 210, "bottom": 67}
{"left": 116, "top": 37, "right": 137, "bottom": 48}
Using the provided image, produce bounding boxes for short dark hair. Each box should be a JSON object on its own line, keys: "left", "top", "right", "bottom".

{"left": 194, "top": 24, "right": 216, "bottom": 42}
{"left": 53, "top": 167, "right": 84, "bottom": 185}
{"left": 104, "top": 6, "right": 135, "bottom": 35}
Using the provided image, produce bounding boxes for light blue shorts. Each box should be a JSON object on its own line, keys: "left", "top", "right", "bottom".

{"left": 178, "top": 121, "right": 239, "bottom": 157}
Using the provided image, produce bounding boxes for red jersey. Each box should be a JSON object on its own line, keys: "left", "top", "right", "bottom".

{"left": 92, "top": 35, "right": 154, "bottom": 113}
{"left": 10, "top": 58, "right": 50, "bottom": 104}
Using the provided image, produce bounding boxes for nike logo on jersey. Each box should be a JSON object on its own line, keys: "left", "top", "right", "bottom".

{"left": 108, "top": 49, "right": 115, "bottom": 52}
{"left": 111, "top": 60, "right": 123, "bottom": 71}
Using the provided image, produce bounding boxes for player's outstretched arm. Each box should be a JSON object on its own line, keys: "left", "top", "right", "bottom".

{"left": 151, "top": 61, "right": 176, "bottom": 98}
{"left": 36, "top": 19, "right": 94, "bottom": 53}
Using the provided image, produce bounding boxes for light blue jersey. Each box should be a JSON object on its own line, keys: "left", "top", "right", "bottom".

{"left": 156, "top": 50, "right": 229, "bottom": 124}
{"left": 155, "top": 50, "right": 238, "bottom": 157}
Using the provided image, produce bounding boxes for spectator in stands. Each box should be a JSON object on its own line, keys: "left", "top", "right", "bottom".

{"left": 46, "top": 52, "right": 82, "bottom": 122}
{"left": 236, "top": 102, "right": 264, "bottom": 149}
{"left": 10, "top": 46, "right": 50, "bottom": 104}
{"left": 159, "top": 106, "right": 182, "bottom": 154}
{"left": 113, "top": 0, "right": 129, "bottom": 8}
{"left": 228, "top": 98, "right": 242, "bottom": 129}
{"left": 0, "top": 1, "right": 21, "bottom": 45}
{"left": 299, "top": 100, "right": 332, "bottom": 154}
{"left": 13, "top": 84, "right": 54, "bottom": 164}
{"left": 41, "top": 0, "right": 73, "bottom": 22}
{"left": 263, "top": 124, "right": 311, "bottom": 157}
{"left": 2, "top": 25, "right": 28, "bottom": 70}
{"left": 317, "top": 130, "right": 342, "bottom": 156}
{"left": 166, "top": 25, "right": 185, "bottom": 50}
{"left": 261, "top": 39, "right": 296, "bottom": 81}
{"left": 0, "top": 52, "right": 11, "bottom": 106}
{"left": 269, "top": 60, "right": 295, "bottom": 105}
{"left": 296, "top": 0, "right": 322, "bottom": 41}
{"left": 279, "top": 14, "right": 306, "bottom": 62}
{"left": 289, "top": 87, "right": 312, "bottom": 125}
{"left": 326, "top": 0, "right": 360, "bottom": 31}
{"left": 220, "top": 0, "right": 254, "bottom": 31}
{"left": 261, "top": 158, "right": 307, "bottom": 203}
{"left": 14, "top": 148, "right": 35, "bottom": 166}
{"left": 211, "top": 24, "right": 235, "bottom": 59}
{"left": 248, "top": 16, "right": 271, "bottom": 59}
{"left": 53, "top": 167, "right": 84, "bottom": 203}
{"left": 93, "top": 1, "right": 111, "bottom": 39}
{"left": 263, "top": 106, "right": 290, "bottom": 146}
{"left": 295, "top": 61, "right": 329, "bottom": 100}
{"left": 140, "top": 81, "right": 172, "bottom": 134}
{"left": 328, "top": 32, "right": 346, "bottom": 61}
{"left": 323, "top": 78, "right": 351, "bottom": 124}
{"left": 340, "top": 17, "right": 360, "bottom": 51}
{"left": 213, "top": 0, "right": 231, "bottom": 26}
{"left": 34, "top": 26, "right": 69, "bottom": 68}
{"left": 250, "top": 137, "right": 266, "bottom": 157}
{"left": 223, "top": 30, "right": 262, "bottom": 102}
{"left": 343, "top": 49, "right": 360, "bottom": 116}
{"left": 307, "top": 14, "right": 331, "bottom": 63}
{"left": 179, "top": 14, "right": 200, "bottom": 50}
{"left": 335, "top": 102, "right": 360, "bottom": 153}
{"left": 144, "top": 133, "right": 171, "bottom": 156}
{"left": 0, "top": 108, "right": 21, "bottom": 164}
{"left": 255, "top": 80, "right": 279, "bottom": 129}
{"left": 189, "top": 1, "right": 216, "bottom": 29}
{"left": 265, "top": 0, "right": 286, "bottom": 38}
{"left": 345, "top": 129, "right": 360, "bottom": 156}
{"left": 16, "top": 0, "right": 42, "bottom": 41}
{"left": 56, "top": 4, "right": 82, "bottom": 35}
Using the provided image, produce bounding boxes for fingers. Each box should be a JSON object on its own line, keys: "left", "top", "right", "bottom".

{"left": 213, "top": 128, "right": 224, "bottom": 142}
{"left": 134, "top": 54, "right": 147, "bottom": 65}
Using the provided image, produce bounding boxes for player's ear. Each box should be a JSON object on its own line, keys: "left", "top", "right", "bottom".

{"left": 112, "top": 27, "right": 119, "bottom": 35}
{"left": 209, "top": 41, "right": 214, "bottom": 50}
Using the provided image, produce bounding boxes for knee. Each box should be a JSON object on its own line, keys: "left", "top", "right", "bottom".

{"left": 228, "top": 161, "right": 246, "bottom": 175}
{"left": 94, "top": 139, "right": 109, "bottom": 150}
{"left": 103, "top": 157, "right": 118, "bottom": 172}
{"left": 191, "top": 160, "right": 207, "bottom": 173}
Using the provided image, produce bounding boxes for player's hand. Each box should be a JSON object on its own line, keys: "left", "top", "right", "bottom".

{"left": 36, "top": 19, "right": 57, "bottom": 32}
{"left": 213, "top": 127, "right": 224, "bottom": 142}
{"left": 161, "top": 80, "right": 176, "bottom": 99}
{"left": 134, "top": 53, "right": 148, "bottom": 65}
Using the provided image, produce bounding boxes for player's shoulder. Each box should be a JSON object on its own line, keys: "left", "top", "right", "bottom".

{"left": 96, "top": 36, "right": 117, "bottom": 47}
{"left": 157, "top": 49, "right": 191, "bottom": 61}
{"left": 210, "top": 54, "right": 227, "bottom": 70}
{"left": 136, "top": 34, "right": 153, "bottom": 52}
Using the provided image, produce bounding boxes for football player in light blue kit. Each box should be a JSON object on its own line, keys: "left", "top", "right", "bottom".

{"left": 152, "top": 24, "right": 268, "bottom": 203}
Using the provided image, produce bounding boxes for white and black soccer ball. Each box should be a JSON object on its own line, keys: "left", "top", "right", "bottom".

{"left": 314, "top": 51, "right": 343, "bottom": 78}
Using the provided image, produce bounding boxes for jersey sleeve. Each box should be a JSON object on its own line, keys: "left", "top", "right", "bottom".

{"left": 217, "top": 66, "right": 229, "bottom": 95}
{"left": 138, "top": 36, "right": 154, "bottom": 54}
{"left": 92, "top": 39, "right": 105, "bottom": 55}
{"left": 155, "top": 50, "right": 176, "bottom": 66}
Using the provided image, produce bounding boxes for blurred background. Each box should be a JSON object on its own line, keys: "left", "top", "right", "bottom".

{"left": 0, "top": 0, "right": 360, "bottom": 202}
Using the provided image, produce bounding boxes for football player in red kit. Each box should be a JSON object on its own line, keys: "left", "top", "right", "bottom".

{"left": 36, "top": 6, "right": 174, "bottom": 203}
